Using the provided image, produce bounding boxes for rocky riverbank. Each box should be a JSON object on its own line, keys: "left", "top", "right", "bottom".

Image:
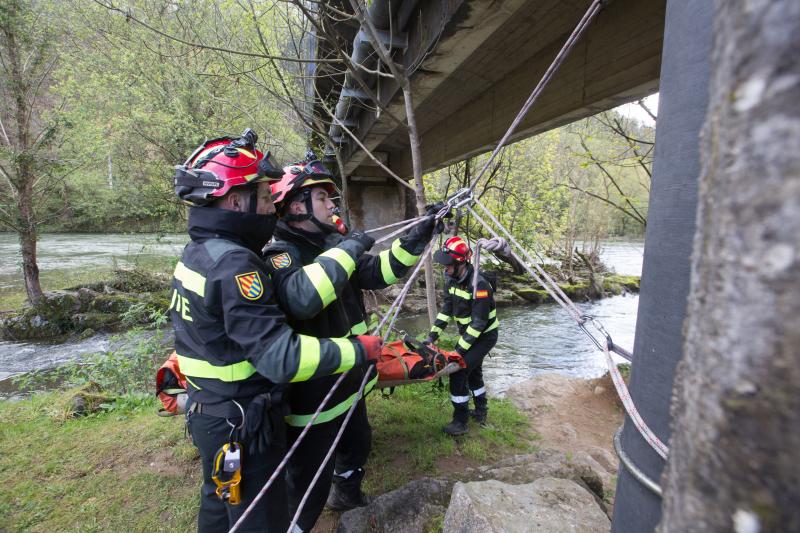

{"left": 0, "top": 268, "right": 171, "bottom": 342}
{"left": 325, "top": 372, "right": 624, "bottom": 532}
{"left": 370, "top": 268, "right": 640, "bottom": 315}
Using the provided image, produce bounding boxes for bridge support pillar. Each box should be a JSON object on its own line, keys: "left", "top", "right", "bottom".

{"left": 611, "top": 1, "right": 712, "bottom": 531}
{"left": 344, "top": 177, "right": 413, "bottom": 240}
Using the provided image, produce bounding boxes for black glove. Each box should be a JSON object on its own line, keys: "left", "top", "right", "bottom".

{"left": 239, "top": 394, "right": 287, "bottom": 455}
{"left": 346, "top": 231, "right": 375, "bottom": 252}
{"left": 425, "top": 201, "right": 447, "bottom": 217}
{"left": 421, "top": 337, "right": 434, "bottom": 346}
{"left": 407, "top": 215, "right": 436, "bottom": 243}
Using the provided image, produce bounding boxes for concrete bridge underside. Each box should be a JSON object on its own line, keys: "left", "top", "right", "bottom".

{"left": 322, "top": 0, "right": 665, "bottom": 217}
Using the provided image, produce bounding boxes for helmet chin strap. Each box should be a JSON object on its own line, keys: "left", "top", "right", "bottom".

{"left": 283, "top": 190, "right": 338, "bottom": 234}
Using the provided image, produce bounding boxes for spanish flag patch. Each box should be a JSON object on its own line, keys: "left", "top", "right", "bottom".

{"left": 235, "top": 271, "right": 264, "bottom": 300}
{"left": 476, "top": 289, "right": 489, "bottom": 298}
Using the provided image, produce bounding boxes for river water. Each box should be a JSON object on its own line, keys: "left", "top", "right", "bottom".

{"left": 0, "top": 234, "right": 643, "bottom": 394}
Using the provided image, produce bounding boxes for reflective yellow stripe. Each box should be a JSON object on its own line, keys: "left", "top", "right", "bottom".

{"left": 285, "top": 373, "right": 379, "bottom": 426}
{"left": 448, "top": 286, "right": 471, "bottom": 299}
{"left": 435, "top": 313, "right": 451, "bottom": 323}
{"left": 485, "top": 318, "right": 499, "bottom": 333}
{"left": 455, "top": 316, "right": 471, "bottom": 324}
{"left": 303, "top": 263, "right": 336, "bottom": 307}
{"left": 379, "top": 250, "right": 398, "bottom": 284}
{"left": 321, "top": 247, "right": 356, "bottom": 275}
{"left": 457, "top": 337, "right": 472, "bottom": 351}
{"left": 391, "top": 239, "right": 419, "bottom": 267}
{"left": 291, "top": 335, "right": 321, "bottom": 382}
{"left": 430, "top": 325, "right": 443, "bottom": 335}
{"left": 237, "top": 148, "right": 255, "bottom": 159}
{"left": 174, "top": 262, "right": 206, "bottom": 297}
{"left": 466, "top": 326, "right": 482, "bottom": 338}
{"left": 176, "top": 354, "right": 256, "bottom": 382}
{"left": 350, "top": 321, "right": 368, "bottom": 335}
{"left": 331, "top": 338, "right": 356, "bottom": 374}
{"left": 489, "top": 309, "right": 497, "bottom": 319}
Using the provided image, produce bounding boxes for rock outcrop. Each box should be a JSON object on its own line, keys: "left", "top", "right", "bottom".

{"left": 443, "top": 477, "right": 610, "bottom": 533}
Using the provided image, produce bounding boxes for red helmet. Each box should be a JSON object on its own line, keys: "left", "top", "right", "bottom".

{"left": 174, "top": 129, "right": 282, "bottom": 207}
{"left": 434, "top": 236, "right": 472, "bottom": 265}
{"left": 270, "top": 159, "right": 339, "bottom": 208}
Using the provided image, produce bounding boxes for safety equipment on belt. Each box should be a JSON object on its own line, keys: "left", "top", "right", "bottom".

{"left": 238, "top": 391, "right": 288, "bottom": 455}
{"left": 433, "top": 236, "right": 473, "bottom": 265}
{"left": 270, "top": 154, "right": 343, "bottom": 234}
{"left": 174, "top": 128, "right": 283, "bottom": 207}
{"left": 346, "top": 231, "right": 375, "bottom": 252}
{"left": 156, "top": 352, "right": 188, "bottom": 416}
{"left": 212, "top": 442, "right": 243, "bottom": 504}
{"left": 355, "top": 335, "right": 384, "bottom": 364}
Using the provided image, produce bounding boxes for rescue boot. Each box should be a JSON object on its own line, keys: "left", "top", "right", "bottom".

{"left": 442, "top": 419, "right": 469, "bottom": 436}
{"left": 469, "top": 408, "right": 488, "bottom": 425}
{"left": 326, "top": 468, "right": 370, "bottom": 511}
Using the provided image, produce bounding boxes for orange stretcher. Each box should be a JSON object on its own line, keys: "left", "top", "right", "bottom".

{"left": 374, "top": 338, "right": 466, "bottom": 389}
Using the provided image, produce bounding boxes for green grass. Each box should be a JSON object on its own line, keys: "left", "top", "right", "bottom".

{"left": 0, "top": 384, "right": 534, "bottom": 532}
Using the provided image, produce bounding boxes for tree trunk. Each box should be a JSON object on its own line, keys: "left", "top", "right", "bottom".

{"left": 402, "top": 84, "right": 437, "bottom": 324}
{"left": 659, "top": 2, "right": 800, "bottom": 531}
{"left": 18, "top": 183, "right": 44, "bottom": 306}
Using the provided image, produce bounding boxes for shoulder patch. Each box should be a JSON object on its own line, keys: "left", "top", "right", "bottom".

{"left": 269, "top": 252, "right": 292, "bottom": 269}
{"left": 235, "top": 271, "right": 264, "bottom": 300}
{"left": 476, "top": 289, "right": 489, "bottom": 298}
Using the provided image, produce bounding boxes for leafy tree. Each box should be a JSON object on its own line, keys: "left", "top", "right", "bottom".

{"left": 0, "top": 0, "right": 69, "bottom": 305}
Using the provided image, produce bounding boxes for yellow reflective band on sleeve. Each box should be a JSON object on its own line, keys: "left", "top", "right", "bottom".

{"left": 489, "top": 309, "right": 497, "bottom": 319}
{"left": 285, "top": 373, "right": 379, "bottom": 427}
{"left": 391, "top": 239, "right": 419, "bottom": 267}
{"left": 350, "top": 321, "right": 368, "bottom": 335}
{"left": 291, "top": 335, "right": 322, "bottom": 382}
{"left": 176, "top": 354, "right": 256, "bottom": 382}
{"left": 485, "top": 318, "right": 499, "bottom": 333}
{"left": 379, "top": 250, "right": 398, "bottom": 284}
{"left": 435, "top": 313, "right": 451, "bottom": 323}
{"left": 455, "top": 316, "right": 471, "bottom": 324}
{"left": 458, "top": 337, "right": 473, "bottom": 351}
{"left": 303, "top": 263, "right": 336, "bottom": 307}
{"left": 466, "top": 326, "right": 482, "bottom": 338}
{"left": 430, "top": 325, "right": 444, "bottom": 335}
{"left": 448, "top": 286, "right": 472, "bottom": 299}
{"left": 174, "top": 262, "right": 206, "bottom": 297}
{"left": 331, "top": 338, "right": 356, "bottom": 373}
{"left": 320, "top": 247, "right": 356, "bottom": 275}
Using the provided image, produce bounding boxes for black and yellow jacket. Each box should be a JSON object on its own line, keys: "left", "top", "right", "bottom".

{"left": 263, "top": 221, "right": 427, "bottom": 427}
{"left": 428, "top": 264, "right": 499, "bottom": 354}
{"left": 170, "top": 208, "right": 370, "bottom": 405}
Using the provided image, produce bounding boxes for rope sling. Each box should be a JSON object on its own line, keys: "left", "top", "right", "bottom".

{"left": 229, "top": 0, "right": 668, "bottom": 529}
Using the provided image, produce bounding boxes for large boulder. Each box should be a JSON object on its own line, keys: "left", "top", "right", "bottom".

{"left": 337, "top": 477, "right": 453, "bottom": 533}
{"left": 443, "top": 477, "right": 610, "bottom": 533}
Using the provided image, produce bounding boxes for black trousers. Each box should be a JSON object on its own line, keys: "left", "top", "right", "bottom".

{"left": 286, "top": 397, "right": 372, "bottom": 531}
{"left": 449, "top": 332, "right": 498, "bottom": 422}
{"left": 187, "top": 411, "right": 289, "bottom": 533}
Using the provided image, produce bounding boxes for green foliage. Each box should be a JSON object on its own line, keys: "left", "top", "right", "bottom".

{"left": 13, "top": 328, "right": 168, "bottom": 396}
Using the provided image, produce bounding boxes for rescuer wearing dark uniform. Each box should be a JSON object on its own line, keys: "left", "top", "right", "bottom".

{"left": 262, "top": 156, "right": 438, "bottom": 532}
{"left": 426, "top": 236, "right": 499, "bottom": 436}
{"left": 170, "top": 131, "right": 383, "bottom": 533}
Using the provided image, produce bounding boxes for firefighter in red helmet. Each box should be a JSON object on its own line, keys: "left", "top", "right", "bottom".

{"left": 427, "top": 236, "right": 499, "bottom": 436}
{"left": 262, "top": 154, "right": 442, "bottom": 531}
{"left": 171, "top": 131, "right": 383, "bottom": 533}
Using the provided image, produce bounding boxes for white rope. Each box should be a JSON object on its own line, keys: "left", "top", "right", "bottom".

{"left": 466, "top": 201, "right": 669, "bottom": 459}
{"left": 604, "top": 341, "right": 669, "bottom": 459}
{"left": 287, "top": 366, "right": 377, "bottom": 533}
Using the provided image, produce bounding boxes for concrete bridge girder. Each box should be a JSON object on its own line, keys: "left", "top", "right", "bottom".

{"left": 339, "top": 0, "right": 665, "bottom": 180}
